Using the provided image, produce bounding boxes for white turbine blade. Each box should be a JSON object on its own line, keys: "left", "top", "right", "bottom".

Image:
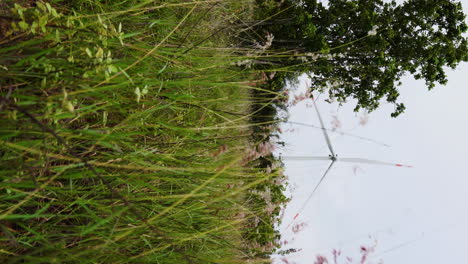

{"left": 339, "top": 157, "right": 413, "bottom": 168}
{"left": 312, "top": 97, "right": 336, "bottom": 156}
{"left": 282, "top": 156, "right": 331, "bottom": 161}
{"left": 286, "top": 160, "right": 335, "bottom": 229}
{"left": 286, "top": 121, "right": 391, "bottom": 147}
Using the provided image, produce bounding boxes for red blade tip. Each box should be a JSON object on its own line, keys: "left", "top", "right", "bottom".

{"left": 396, "top": 164, "right": 413, "bottom": 168}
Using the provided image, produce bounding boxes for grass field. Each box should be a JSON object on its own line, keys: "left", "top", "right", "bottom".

{"left": 0, "top": 1, "right": 289, "bottom": 263}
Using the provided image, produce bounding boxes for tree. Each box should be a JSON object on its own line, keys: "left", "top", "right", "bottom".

{"left": 254, "top": 0, "right": 468, "bottom": 116}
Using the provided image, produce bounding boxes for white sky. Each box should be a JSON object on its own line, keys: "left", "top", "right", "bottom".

{"left": 274, "top": 1, "right": 468, "bottom": 263}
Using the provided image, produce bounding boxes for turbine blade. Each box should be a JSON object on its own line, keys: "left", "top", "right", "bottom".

{"left": 286, "top": 160, "right": 335, "bottom": 229}
{"left": 286, "top": 121, "right": 391, "bottom": 147}
{"left": 339, "top": 157, "right": 413, "bottom": 168}
{"left": 282, "top": 156, "right": 331, "bottom": 161}
{"left": 312, "top": 97, "right": 336, "bottom": 156}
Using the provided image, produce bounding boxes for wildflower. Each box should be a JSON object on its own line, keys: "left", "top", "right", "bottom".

{"left": 254, "top": 33, "right": 274, "bottom": 51}
{"left": 306, "top": 52, "right": 334, "bottom": 61}
{"left": 276, "top": 89, "right": 290, "bottom": 105}
{"left": 274, "top": 177, "right": 283, "bottom": 186}
{"left": 314, "top": 255, "right": 328, "bottom": 264}
{"left": 210, "top": 144, "right": 228, "bottom": 158}
{"left": 234, "top": 212, "right": 246, "bottom": 219}
{"left": 292, "top": 92, "right": 310, "bottom": 105}
{"left": 260, "top": 187, "right": 271, "bottom": 203}
{"left": 235, "top": 59, "right": 253, "bottom": 68}
{"left": 264, "top": 33, "right": 274, "bottom": 49}
{"left": 291, "top": 222, "right": 307, "bottom": 234}
{"left": 332, "top": 249, "right": 341, "bottom": 264}
{"left": 263, "top": 241, "right": 275, "bottom": 251}
{"left": 368, "top": 25, "right": 379, "bottom": 36}
{"left": 241, "top": 140, "right": 275, "bottom": 164}
{"left": 337, "top": 53, "right": 346, "bottom": 58}
{"left": 265, "top": 202, "right": 276, "bottom": 215}
{"left": 253, "top": 216, "right": 260, "bottom": 226}
{"left": 359, "top": 113, "right": 369, "bottom": 126}
{"left": 331, "top": 115, "right": 341, "bottom": 131}
{"left": 359, "top": 242, "right": 377, "bottom": 264}
{"left": 305, "top": 52, "right": 314, "bottom": 57}
{"left": 257, "top": 141, "right": 275, "bottom": 156}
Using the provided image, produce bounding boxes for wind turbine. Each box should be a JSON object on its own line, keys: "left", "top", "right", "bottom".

{"left": 282, "top": 96, "right": 412, "bottom": 228}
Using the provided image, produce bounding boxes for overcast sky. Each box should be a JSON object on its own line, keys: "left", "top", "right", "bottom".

{"left": 274, "top": 1, "right": 468, "bottom": 263}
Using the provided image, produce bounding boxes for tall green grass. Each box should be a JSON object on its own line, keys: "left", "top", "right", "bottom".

{"left": 0, "top": 1, "right": 288, "bottom": 263}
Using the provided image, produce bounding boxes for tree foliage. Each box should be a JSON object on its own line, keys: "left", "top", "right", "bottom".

{"left": 255, "top": 0, "right": 468, "bottom": 116}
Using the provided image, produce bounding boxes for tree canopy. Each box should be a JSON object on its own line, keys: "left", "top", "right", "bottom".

{"left": 254, "top": 0, "right": 468, "bottom": 116}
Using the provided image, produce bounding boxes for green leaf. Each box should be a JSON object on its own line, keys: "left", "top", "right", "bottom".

{"left": 18, "top": 21, "right": 28, "bottom": 30}
{"left": 135, "top": 87, "right": 141, "bottom": 103}
{"left": 142, "top": 85, "right": 149, "bottom": 95}
{"left": 36, "top": 2, "right": 46, "bottom": 11}
{"left": 95, "top": 47, "right": 104, "bottom": 59}
{"left": 107, "top": 65, "right": 118, "bottom": 73}
{"left": 121, "top": 32, "right": 143, "bottom": 39}
{"left": 157, "top": 62, "right": 168, "bottom": 74}
{"left": 85, "top": 48, "right": 93, "bottom": 58}
{"left": 103, "top": 111, "right": 108, "bottom": 127}
{"left": 119, "top": 67, "right": 133, "bottom": 83}
{"left": 55, "top": 29, "right": 61, "bottom": 42}
{"left": 46, "top": 3, "right": 53, "bottom": 13}
{"left": 30, "top": 21, "right": 37, "bottom": 34}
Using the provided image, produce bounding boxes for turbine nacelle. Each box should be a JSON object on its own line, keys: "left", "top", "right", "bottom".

{"left": 329, "top": 154, "right": 338, "bottom": 161}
